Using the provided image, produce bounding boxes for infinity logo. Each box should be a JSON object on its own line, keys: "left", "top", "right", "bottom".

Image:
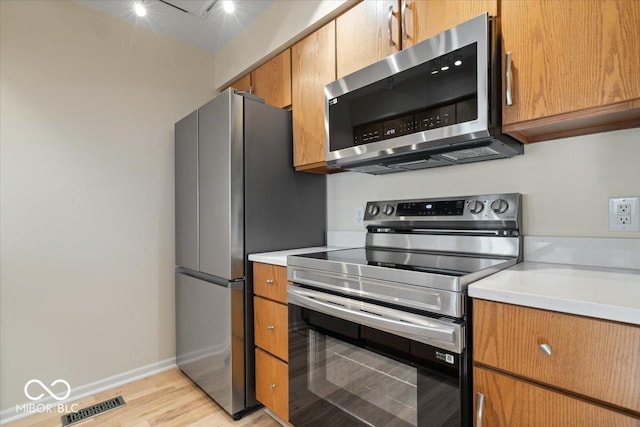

{"left": 24, "top": 379, "right": 71, "bottom": 401}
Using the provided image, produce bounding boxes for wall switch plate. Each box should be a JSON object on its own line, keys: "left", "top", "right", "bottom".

{"left": 609, "top": 196, "right": 640, "bottom": 231}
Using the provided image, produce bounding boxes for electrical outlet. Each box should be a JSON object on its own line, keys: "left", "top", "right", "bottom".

{"left": 609, "top": 196, "right": 640, "bottom": 232}
{"left": 617, "top": 204, "right": 631, "bottom": 214}
{"left": 617, "top": 215, "right": 631, "bottom": 225}
{"left": 354, "top": 206, "right": 364, "bottom": 226}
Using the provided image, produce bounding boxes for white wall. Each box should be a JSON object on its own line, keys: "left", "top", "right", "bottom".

{"left": 213, "top": 0, "right": 350, "bottom": 89}
{"left": 327, "top": 128, "right": 640, "bottom": 238}
{"left": 0, "top": 0, "right": 215, "bottom": 412}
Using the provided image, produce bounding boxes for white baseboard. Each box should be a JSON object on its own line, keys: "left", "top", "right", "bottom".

{"left": 0, "top": 357, "right": 176, "bottom": 425}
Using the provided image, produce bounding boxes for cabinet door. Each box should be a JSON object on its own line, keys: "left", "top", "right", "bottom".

{"left": 474, "top": 367, "right": 640, "bottom": 427}
{"left": 291, "top": 21, "right": 336, "bottom": 172}
{"left": 336, "top": 0, "right": 400, "bottom": 78}
{"left": 403, "top": 0, "right": 496, "bottom": 48}
{"left": 224, "top": 73, "right": 252, "bottom": 93}
{"left": 252, "top": 49, "right": 292, "bottom": 108}
{"left": 501, "top": 0, "right": 640, "bottom": 142}
{"left": 256, "top": 348, "right": 289, "bottom": 422}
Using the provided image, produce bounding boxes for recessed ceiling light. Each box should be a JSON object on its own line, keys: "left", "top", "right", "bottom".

{"left": 222, "top": 1, "right": 235, "bottom": 13}
{"left": 440, "top": 66, "right": 450, "bottom": 71}
{"left": 134, "top": 2, "right": 147, "bottom": 17}
{"left": 454, "top": 60, "right": 463, "bottom": 66}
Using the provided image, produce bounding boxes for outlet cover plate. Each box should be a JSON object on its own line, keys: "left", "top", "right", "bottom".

{"left": 609, "top": 196, "right": 640, "bottom": 231}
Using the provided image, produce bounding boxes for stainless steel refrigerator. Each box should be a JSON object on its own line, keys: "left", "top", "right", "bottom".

{"left": 174, "top": 89, "right": 326, "bottom": 419}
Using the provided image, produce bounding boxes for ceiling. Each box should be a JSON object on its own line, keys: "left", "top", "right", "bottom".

{"left": 76, "top": 0, "right": 275, "bottom": 53}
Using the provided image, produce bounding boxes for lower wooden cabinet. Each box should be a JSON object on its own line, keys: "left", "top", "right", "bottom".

{"left": 474, "top": 299, "right": 640, "bottom": 413}
{"left": 473, "top": 299, "right": 640, "bottom": 426}
{"left": 474, "top": 367, "right": 640, "bottom": 427}
{"left": 256, "top": 348, "right": 289, "bottom": 422}
{"left": 253, "top": 262, "right": 289, "bottom": 422}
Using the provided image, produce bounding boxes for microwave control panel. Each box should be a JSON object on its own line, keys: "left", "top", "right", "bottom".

{"left": 353, "top": 97, "right": 477, "bottom": 146}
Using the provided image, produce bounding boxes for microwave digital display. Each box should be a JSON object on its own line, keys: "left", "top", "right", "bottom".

{"left": 353, "top": 99, "right": 478, "bottom": 146}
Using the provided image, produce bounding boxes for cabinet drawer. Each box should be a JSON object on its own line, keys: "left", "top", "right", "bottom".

{"left": 256, "top": 348, "right": 289, "bottom": 422}
{"left": 254, "top": 262, "right": 288, "bottom": 304}
{"left": 474, "top": 299, "right": 640, "bottom": 413}
{"left": 254, "top": 296, "right": 288, "bottom": 361}
{"left": 474, "top": 367, "right": 640, "bottom": 427}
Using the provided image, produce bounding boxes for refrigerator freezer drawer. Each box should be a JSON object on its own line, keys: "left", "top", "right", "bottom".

{"left": 175, "top": 272, "right": 245, "bottom": 416}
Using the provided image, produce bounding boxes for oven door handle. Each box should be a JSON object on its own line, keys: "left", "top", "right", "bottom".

{"left": 288, "top": 287, "right": 460, "bottom": 349}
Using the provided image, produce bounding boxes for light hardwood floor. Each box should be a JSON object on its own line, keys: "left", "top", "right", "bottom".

{"left": 5, "top": 368, "right": 281, "bottom": 427}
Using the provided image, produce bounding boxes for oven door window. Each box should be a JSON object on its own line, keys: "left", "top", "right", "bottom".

{"left": 289, "top": 306, "right": 462, "bottom": 427}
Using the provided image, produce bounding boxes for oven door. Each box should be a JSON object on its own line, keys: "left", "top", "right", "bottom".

{"left": 288, "top": 286, "right": 470, "bottom": 427}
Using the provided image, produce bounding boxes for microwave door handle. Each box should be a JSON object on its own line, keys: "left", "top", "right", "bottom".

{"left": 288, "top": 287, "right": 456, "bottom": 344}
{"left": 387, "top": 5, "right": 395, "bottom": 47}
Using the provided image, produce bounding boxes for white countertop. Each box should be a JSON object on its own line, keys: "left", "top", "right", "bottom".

{"left": 249, "top": 246, "right": 347, "bottom": 267}
{"left": 468, "top": 262, "right": 640, "bottom": 325}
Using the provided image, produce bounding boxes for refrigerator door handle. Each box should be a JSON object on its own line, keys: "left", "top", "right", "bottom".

{"left": 176, "top": 268, "right": 244, "bottom": 289}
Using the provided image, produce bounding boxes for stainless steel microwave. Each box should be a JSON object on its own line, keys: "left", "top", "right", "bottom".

{"left": 324, "top": 13, "right": 523, "bottom": 174}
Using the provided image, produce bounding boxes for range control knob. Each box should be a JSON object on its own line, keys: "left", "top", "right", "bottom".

{"left": 382, "top": 204, "right": 395, "bottom": 216}
{"left": 468, "top": 200, "right": 484, "bottom": 214}
{"left": 367, "top": 204, "right": 380, "bottom": 216}
{"left": 491, "top": 199, "right": 509, "bottom": 214}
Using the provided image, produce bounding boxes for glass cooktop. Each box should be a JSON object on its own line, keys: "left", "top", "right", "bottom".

{"left": 297, "top": 247, "right": 510, "bottom": 276}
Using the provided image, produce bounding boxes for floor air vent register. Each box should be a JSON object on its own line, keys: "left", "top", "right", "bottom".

{"left": 60, "top": 396, "right": 126, "bottom": 426}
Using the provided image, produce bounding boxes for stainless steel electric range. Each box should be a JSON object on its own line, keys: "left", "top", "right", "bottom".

{"left": 287, "top": 193, "right": 522, "bottom": 427}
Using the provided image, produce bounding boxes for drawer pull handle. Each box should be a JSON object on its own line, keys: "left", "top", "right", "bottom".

{"left": 269, "top": 384, "right": 276, "bottom": 391}
{"left": 476, "top": 392, "right": 485, "bottom": 427}
{"left": 267, "top": 325, "right": 275, "bottom": 331}
{"left": 266, "top": 279, "right": 274, "bottom": 285}
{"left": 539, "top": 343, "right": 552, "bottom": 356}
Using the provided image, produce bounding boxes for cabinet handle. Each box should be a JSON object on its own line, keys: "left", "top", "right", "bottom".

{"left": 476, "top": 392, "right": 485, "bottom": 427}
{"left": 505, "top": 51, "right": 513, "bottom": 106}
{"left": 401, "top": 0, "right": 408, "bottom": 41}
{"left": 266, "top": 279, "right": 274, "bottom": 285}
{"left": 539, "top": 343, "right": 552, "bottom": 356}
{"left": 387, "top": 5, "right": 395, "bottom": 47}
{"left": 267, "top": 325, "right": 275, "bottom": 331}
{"left": 269, "top": 384, "right": 276, "bottom": 391}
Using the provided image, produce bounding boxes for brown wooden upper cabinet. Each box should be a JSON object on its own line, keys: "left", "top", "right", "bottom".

{"left": 222, "top": 50, "right": 291, "bottom": 109}
{"left": 501, "top": 0, "right": 640, "bottom": 143}
{"left": 292, "top": 21, "right": 336, "bottom": 172}
{"left": 336, "top": 1, "right": 497, "bottom": 78}
{"left": 403, "top": 0, "right": 497, "bottom": 47}
{"left": 336, "top": 0, "right": 399, "bottom": 79}
{"left": 251, "top": 49, "right": 292, "bottom": 109}
{"left": 224, "top": 73, "right": 252, "bottom": 93}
